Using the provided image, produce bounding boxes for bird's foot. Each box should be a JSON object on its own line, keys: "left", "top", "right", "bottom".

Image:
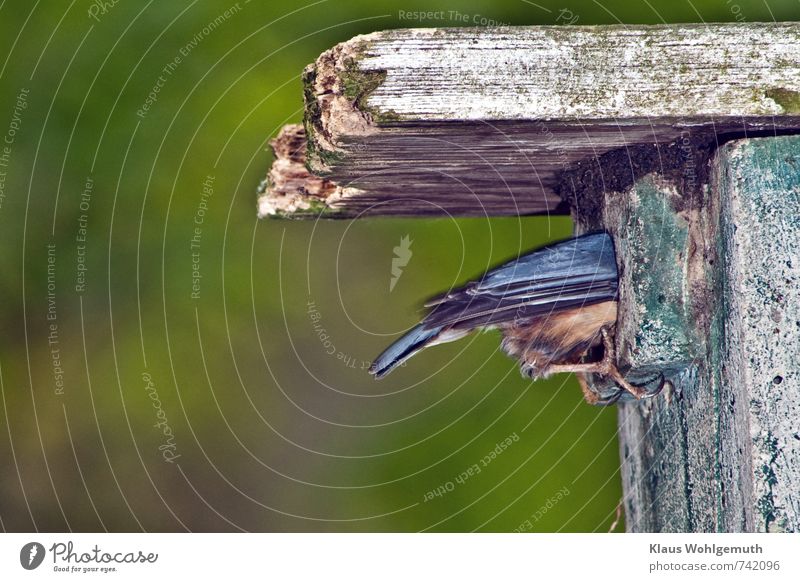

{"left": 544, "top": 327, "right": 665, "bottom": 403}
{"left": 596, "top": 328, "right": 668, "bottom": 401}
{"left": 596, "top": 328, "right": 647, "bottom": 399}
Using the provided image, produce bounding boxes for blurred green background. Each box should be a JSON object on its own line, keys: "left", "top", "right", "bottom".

{"left": 0, "top": 0, "right": 796, "bottom": 532}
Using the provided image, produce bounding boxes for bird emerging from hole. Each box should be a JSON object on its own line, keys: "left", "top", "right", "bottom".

{"left": 369, "top": 232, "right": 661, "bottom": 405}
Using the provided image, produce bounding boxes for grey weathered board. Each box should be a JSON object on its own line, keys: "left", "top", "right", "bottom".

{"left": 259, "top": 23, "right": 800, "bottom": 218}
{"left": 259, "top": 25, "right": 800, "bottom": 532}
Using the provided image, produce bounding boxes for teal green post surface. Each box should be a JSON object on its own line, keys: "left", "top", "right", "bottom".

{"left": 578, "top": 173, "right": 718, "bottom": 531}
{"left": 606, "top": 176, "right": 699, "bottom": 375}
{"left": 577, "top": 135, "right": 800, "bottom": 532}
{"left": 713, "top": 136, "right": 800, "bottom": 532}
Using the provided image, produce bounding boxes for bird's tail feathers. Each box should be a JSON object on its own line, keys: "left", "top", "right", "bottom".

{"left": 370, "top": 324, "right": 469, "bottom": 378}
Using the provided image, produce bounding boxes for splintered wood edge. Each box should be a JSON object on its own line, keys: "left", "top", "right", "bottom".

{"left": 256, "top": 124, "right": 361, "bottom": 218}
{"left": 258, "top": 23, "right": 800, "bottom": 219}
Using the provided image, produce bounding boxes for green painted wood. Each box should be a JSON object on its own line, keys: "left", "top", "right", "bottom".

{"left": 713, "top": 136, "right": 800, "bottom": 532}
{"left": 574, "top": 171, "right": 718, "bottom": 530}
{"left": 577, "top": 135, "right": 800, "bottom": 532}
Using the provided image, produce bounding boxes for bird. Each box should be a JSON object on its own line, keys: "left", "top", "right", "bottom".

{"left": 369, "top": 232, "right": 660, "bottom": 405}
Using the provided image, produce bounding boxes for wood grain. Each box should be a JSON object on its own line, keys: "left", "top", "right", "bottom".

{"left": 259, "top": 24, "right": 800, "bottom": 218}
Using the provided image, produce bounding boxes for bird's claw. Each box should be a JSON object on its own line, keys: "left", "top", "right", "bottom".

{"left": 596, "top": 328, "right": 666, "bottom": 402}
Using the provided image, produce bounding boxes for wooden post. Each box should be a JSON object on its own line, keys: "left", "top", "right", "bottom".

{"left": 259, "top": 25, "right": 800, "bottom": 532}
{"left": 571, "top": 136, "right": 800, "bottom": 532}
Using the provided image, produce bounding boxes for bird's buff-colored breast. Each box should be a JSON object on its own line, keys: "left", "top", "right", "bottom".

{"left": 500, "top": 300, "right": 618, "bottom": 377}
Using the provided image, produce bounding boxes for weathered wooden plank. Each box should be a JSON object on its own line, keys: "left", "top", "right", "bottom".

{"left": 576, "top": 135, "right": 800, "bottom": 532}
{"left": 258, "top": 24, "right": 800, "bottom": 219}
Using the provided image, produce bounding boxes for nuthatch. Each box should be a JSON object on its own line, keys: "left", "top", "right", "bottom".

{"left": 370, "top": 232, "right": 661, "bottom": 404}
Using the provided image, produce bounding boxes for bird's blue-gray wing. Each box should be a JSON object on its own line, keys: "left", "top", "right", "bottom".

{"left": 422, "top": 232, "right": 618, "bottom": 328}
{"left": 370, "top": 232, "right": 618, "bottom": 378}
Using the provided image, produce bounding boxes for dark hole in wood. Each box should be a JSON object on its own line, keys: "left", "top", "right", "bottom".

{"left": 557, "top": 126, "right": 800, "bottom": 226}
